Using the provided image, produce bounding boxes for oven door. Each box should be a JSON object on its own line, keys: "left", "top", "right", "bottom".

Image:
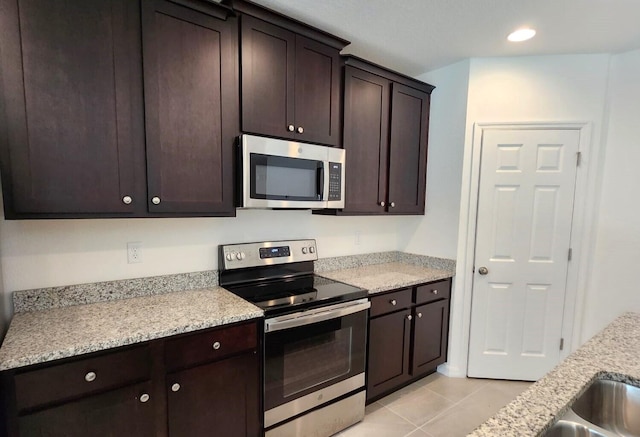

{"left": 263, "top": 299, "right": 370, "bottom": 428}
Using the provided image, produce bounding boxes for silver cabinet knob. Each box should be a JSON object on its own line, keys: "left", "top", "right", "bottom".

{"left": 84, "top": 371, "right": 96, "bottom": 382}
{"left": 151, "top": 196, "right": 161, "bottom": 205}
{"left": 297, "top": 126, "right": 304, "bottom": 134}
{"left": 139, "top": 393, "right": 150, "bottom": 403}
{"left": 212, "top": 341, "right": 221, "bottom": 350}
{"left": 390, "top": 202, "right": 396, "bottom": 208}
{"left": 407, "top": 314, "right": 412, "bottom": 321}
{"left": 478, "top": 266, "right": 489, "bottom": 275}
{"left": 432, "top": 289, "right": 438, "bottom": 295}
{"left": 288, "top": 124, "right": 295, "bottom": 132}
{"left": 390, "top": 299, "right": 397, "bottom": 306}
{"left": 171, "top": 383, "right": 181, "bottom": 392}
{"left": 379, "top": 201, "right": 385, "bottom": 207}
{"left": 418, "top": 313, "right": 423, "bottom": 318}
{"left": 122, "top": 196, "right": 132, "bottom": 205}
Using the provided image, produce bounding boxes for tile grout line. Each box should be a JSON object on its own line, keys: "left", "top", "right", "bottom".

{"left": 417, "top": 381, "right": 493, "bottom": 430}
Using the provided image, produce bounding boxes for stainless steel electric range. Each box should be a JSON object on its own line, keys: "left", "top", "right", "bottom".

{"left": 219, "top": 239, "right": 369, "bottom": 437}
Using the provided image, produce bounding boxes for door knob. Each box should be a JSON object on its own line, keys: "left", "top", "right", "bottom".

{"left": 478, "top": 267, "right": 489, "bottom": 275}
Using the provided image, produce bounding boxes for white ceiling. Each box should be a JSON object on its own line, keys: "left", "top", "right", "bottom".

{"left": 251, "top": 0, "right": 640, "bottom": 76}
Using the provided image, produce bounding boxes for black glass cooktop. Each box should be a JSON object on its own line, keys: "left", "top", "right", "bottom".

{"left": 223, "top": 274, "right": 367, "bottom": 317}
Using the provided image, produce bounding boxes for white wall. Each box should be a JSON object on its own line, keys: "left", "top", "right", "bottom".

{"left": 580, "top": 49, "right": 640, "bottom": 341}
{"left": 401, "top": 59, "right": 469, "bottom": 259}
{"left": 446, "top": 53, "right": 612, "bottom": 377}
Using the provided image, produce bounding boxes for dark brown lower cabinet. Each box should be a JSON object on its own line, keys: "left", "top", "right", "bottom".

{"left": 18, "top": 382, "right": 156, "bottom": 437}
{"left": 1, "top": 320, "right": 262, "bottom": 437}
{"left": 167, "top": 353, "right": 260, "bottom": 437}
{"left": 367, "top": 279, "right": 451, "bottom": 402}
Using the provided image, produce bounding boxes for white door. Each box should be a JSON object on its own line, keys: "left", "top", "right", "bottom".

{"left": 467, "top": 128, "right": 580, "bottom": 380}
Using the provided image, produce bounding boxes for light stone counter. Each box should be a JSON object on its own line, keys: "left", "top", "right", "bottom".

{"left": 469, "top": 312, "right": 640, "bottom": 436}
{"left": 0, "top": 287, "right": 263, "bottom": 371}
{"left": 318, "top": 261, "right": 454, "bottom": 294}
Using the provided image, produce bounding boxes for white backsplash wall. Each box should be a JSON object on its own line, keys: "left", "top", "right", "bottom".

{"left": 0, "top": 209, "right": 415, "bottom": 294}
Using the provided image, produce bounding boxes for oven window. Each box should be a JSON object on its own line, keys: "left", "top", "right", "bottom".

{"left": 282, "top": 329, "right": 352, "bottom": 398}
{"left": 250, "top": 154, "right": 323, "bottom": 201}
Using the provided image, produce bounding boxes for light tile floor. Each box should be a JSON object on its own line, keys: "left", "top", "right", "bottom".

{"left": 337, "top": 373, "right": 532, "bottom": 437}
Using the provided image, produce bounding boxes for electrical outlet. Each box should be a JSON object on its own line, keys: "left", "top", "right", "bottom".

{"left": 127, "top": 242, "right": 142, "bottom": 264}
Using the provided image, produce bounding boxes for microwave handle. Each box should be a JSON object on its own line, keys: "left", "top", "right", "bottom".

{"left": 317, "top": 166, "right": 324, "bottom": 200}
{"left": 265, "top": 299, "right": 371, "bottom": 332}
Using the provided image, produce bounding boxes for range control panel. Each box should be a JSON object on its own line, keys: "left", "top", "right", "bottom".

{"left": 219, "top": 239, "right": 318, "bottom": 270}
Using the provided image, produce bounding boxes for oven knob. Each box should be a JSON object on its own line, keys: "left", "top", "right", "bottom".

{"left": 309, "top": 246, "right": 315, "bottom": 254}
{"left": 240, "top": 252, "right": 246, "bottom": 260}
{"left": 302, "top": 247, "right": 308, "bottom": 254}
{"left": 236, "top": 252, "right": 243, "bottom": 260}
{"left": 226, "top": 253, "right": 233, "bottom": 261}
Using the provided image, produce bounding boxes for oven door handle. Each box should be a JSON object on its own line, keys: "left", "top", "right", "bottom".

{"left": 265, "top": 298, "right": 370, "bottom": 332}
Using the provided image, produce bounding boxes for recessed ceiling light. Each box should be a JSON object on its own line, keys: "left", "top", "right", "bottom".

{"left": 507, "top": 28, "right": 536, "bottom": 42}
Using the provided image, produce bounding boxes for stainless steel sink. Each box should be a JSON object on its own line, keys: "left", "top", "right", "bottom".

{"left": 571, "top": 379, "right": 640, "bottom": 436}
{"left": 541, "top": 379, "right": 640, "bottom": 437}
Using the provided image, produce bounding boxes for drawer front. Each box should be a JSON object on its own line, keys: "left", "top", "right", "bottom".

{"left": 15, "top": 345, "right": 151, "bottom": 412}
{"left": 370, "top": 288, "right": 412, "bottom": 317}
{"left": 415, "top": 279, "right": 451, "bottom": 305}
{"left": 164, "top": 321, "right": 258, "bottom": 372}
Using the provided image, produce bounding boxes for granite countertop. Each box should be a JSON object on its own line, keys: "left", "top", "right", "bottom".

{"left": 469, "top": 312, "right": 640, "bottom": 436}
{"left": 0, "top": 287, "right": 263, "bottom": 371}
{"left": 318, "top": 261, "right": 454, "bottom": 294}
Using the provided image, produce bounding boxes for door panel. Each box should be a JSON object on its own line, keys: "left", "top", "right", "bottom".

{"left": 342, "top": 67, "right": 389, "bottom": 214}
{"left": 0, "top": 0, "right": 144, "bottom": 214}
{"left": 142, "top": 0, "right": 236, "bottom": 214}
{"left": 294, "top": 35, "right": 341, "bottom": 146}
{"left": 240, "top": 15, "right": 295, "bottom": 140}
{"left": 468, "top": 128, "right": 580, "bottom": 380}
{"left": 387, "top": 83, "right": 429, "bottom": 214}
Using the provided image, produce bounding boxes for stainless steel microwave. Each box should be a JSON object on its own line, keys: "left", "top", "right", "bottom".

{"left": 239, "top": 134, "right": 345, "bottom": 209}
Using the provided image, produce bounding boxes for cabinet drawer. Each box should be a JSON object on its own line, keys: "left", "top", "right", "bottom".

{"left": 370, "top": 288, "right": 412, "bottom": 317}
{"left": 164, "top": 322, "right": 257, "bottom": 372}
{"left": 415, "top": 279, "right": 451, "bottom": 305}
{"left": 15, "top": 345, "right": 151, "bottom": 412}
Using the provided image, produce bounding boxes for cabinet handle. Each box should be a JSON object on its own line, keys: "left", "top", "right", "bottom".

{"left": 432, "top": 289, "right": 438, "bottom": 295}
{"left": 212, "top": 341, "right": 221, "bottom": 350}
{"left": 287, "top": 124, "right": 295, "bottom": 132}
{"left": 379, "top": 201, "right": 385, "bottom": 207}
{"left": 84, "top": 371, "right": 96, "bottom": 382}
{"left": 407, "top": 314, "right": 412, "bottom": 321}
{"left": 297, "top": 126, "right": 304, "bottom": 134}
{"left": 151, "top": 196, "right": 161, "bottom": 205}
{"left": 122, "top": 196, "right": 132, "bottom": 205}
{"left": 418, "top": 312, "right": 423, "bottom": 318}
{"left": 390, "top": 202, "right": 396, "bottom": 208}
{"left": 390, "top": 299, "right": 397, "bottom": 306}
{"left": 139, "top": 393, "right": 150, "bottom": 403}
{"left": 171, "top": 383, "right": 181, "bottom": 392}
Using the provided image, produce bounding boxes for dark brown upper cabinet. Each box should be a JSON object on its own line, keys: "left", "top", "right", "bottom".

{"left": 0, "top": 0, "right": 146, "bottom": 218}
{"left": 141, "top": 0, "right": 238, "bottom": 215}
{"left": 319, "top": 57, "right": 434, "bottom": 216}
{"left": 0, "top": 0, "right": 238, "bottom": 219}
{"left": 225, "top": 0, "right": 348, "bottom": 147}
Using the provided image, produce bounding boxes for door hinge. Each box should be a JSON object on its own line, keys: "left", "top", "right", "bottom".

{"left": 576, "top": 152, "right": 582, "bottom": 167}
{"left": 560, "top": 338, "right": 565, "bottom": 351}
{"left": 568, "top": 248, "right": 573, "bottom": 261}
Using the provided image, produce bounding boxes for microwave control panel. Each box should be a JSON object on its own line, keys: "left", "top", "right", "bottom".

{"left": 328, "top": 162, "right": 342, "bottom": 201}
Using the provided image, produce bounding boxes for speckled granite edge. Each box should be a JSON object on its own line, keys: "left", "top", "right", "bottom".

{"left": 314, "top": 251, "right": 456, "bottom": 273}
{"left": 13, "top": 270, "right": 219, "bottom": 313}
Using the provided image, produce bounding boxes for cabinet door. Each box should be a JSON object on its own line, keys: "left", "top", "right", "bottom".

{"left": 367, "top": 309, "right": 412, "bottom": 401}
{"left": 240, "top": 15, "right": 295, "bottom": 140}
{"left": 142, "top": 0, "right": 237, "bottom": 215}
{"left": 294, "top": 35, "right": 341, "bottom": 146}
{"left": 18, "top": 381, "right": 155, "bottom": 437}
{"left": 167, "top": 352, "right": 260, "bottom": 437}
{"left": 412, "top": 300, "right": 450, "bottom": 378}
{"left": 342, "top": 67, "right": 390, "bottom": 214}
{"left": 0, "top": 0, "right": 145, "bottom": 216}
{"left": 387, "top": 83, "right": 430, "bottom": 215}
